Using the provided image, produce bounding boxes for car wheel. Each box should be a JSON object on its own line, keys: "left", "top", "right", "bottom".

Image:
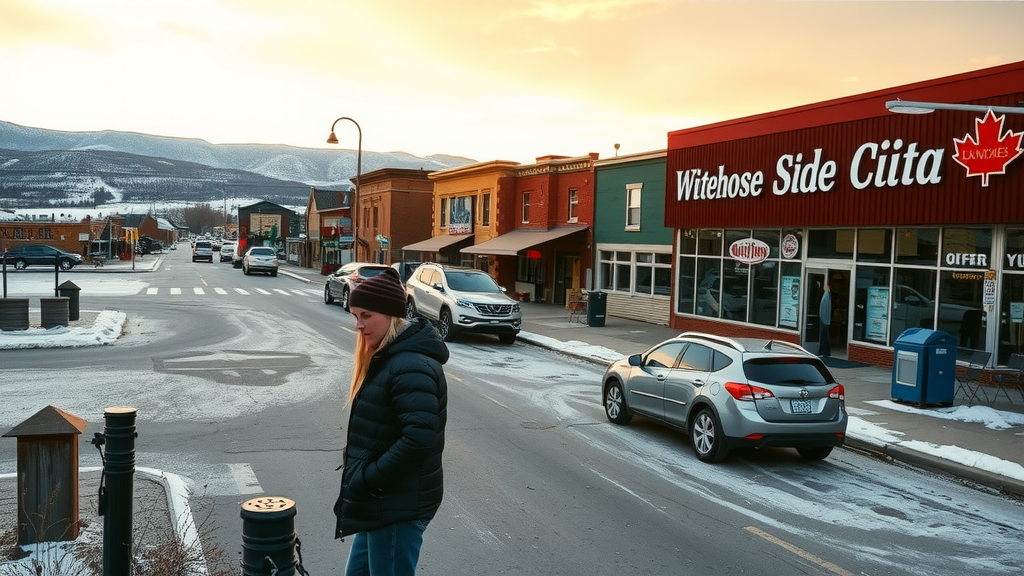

{"left": 498, "top": 333, "right": 517, "bottom": 344}
{"left": 13, "top": 259, "right": 27, "bottom": 270}
{"left": 796, "top": 446, "right": 834, "bottom": 460}
{"left": 324, "top": 285, "right": 335, "bottom": 304}
{"left": 603, "top": 381, "right": 632, "bottom": 424}
{"left": 691, "top": 408, "right": 728, "bottom": 463}
{"left": 438, "top": 309, "right": 455, "bottom": 342}
{"left": 59, "top": 259, "right": 74, "bottom": 271}
{"left": 406, "top": 300, "right": 417, "bottom": 319}
{"left": 340, "top": 287, "right": 351, "bottom": 311}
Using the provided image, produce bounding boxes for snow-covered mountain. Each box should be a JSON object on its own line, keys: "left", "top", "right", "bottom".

{"left": 0, "top": 120, "right": 477, "bottom": 207}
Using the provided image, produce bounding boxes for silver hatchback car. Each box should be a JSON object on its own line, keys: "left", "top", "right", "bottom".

{"left": 602, "top": 332, "right": 847, "bottom": 462}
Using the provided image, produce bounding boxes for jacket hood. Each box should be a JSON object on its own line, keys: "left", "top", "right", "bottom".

{"left": 382, "top": 317, "right": 449, "bottom": 365}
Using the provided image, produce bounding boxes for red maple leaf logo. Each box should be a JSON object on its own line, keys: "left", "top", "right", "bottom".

{"left": 952, "top": 110, "right": 1024, "bottom": 187}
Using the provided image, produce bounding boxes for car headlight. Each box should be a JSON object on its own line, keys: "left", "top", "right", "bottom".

{"left": 455, "top": 297, "right": 474, "bottom": 308}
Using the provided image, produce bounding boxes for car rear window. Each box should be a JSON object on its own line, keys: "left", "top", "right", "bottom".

{"left": 249, "top": 248, "right": 275, "bottom": 256}
{"left": 196, "top": 242, "right": 211, "bottom": 248}
{"left": 359, "top": 267, "right": 388, "bottom": 278}
{"left": 743, "top": 358, "right": 833, "bottom": 386}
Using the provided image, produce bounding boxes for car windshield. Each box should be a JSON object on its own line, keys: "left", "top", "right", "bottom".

{"left": 359, "top": 267, "right": 387, "bottom": 278}
{"left": 249, "top": 248, "right": 275, "bottom": 256}
{"left": 743, "top": 358, "right": 833, "bottom": 386}
{"left": 445, "top": 271, "right": 501, "bottom": 293}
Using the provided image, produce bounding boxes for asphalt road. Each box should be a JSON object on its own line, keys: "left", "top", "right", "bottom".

{"left": 2, "top": 253, "right": 1023, "bottom": 575}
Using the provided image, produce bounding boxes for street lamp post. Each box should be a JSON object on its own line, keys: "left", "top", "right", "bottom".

{"left": 885, "top": 99, "right": 1024, "bottom": 116}
{"left": 327, "top": 117, "right": 362, "bottom": 263}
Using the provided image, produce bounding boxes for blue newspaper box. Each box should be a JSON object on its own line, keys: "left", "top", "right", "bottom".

{"left": 891, "top": 328, "right": 957, "bottom": 405}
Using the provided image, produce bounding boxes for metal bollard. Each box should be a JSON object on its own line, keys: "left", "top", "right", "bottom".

{"left": 240, "top": 496, "right": 298, "bottom": 576}
{"left": 94, "top": 406, "right": 137, "bottom": 576}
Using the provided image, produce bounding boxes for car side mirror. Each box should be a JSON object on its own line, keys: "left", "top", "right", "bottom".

{"left": 628, "top": 354, "right": 642, "bottom": 367}
{"left": 432, "top": 283, "right": 444, "bottom": 291}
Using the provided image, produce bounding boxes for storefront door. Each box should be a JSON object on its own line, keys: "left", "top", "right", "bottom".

{"left": 803, "top": 268, "right": 850, "bottom": 357}
{"left": 803, "top": 270, "right": 826, "bottom": 354}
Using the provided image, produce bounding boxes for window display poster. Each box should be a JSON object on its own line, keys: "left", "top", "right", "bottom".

{"left": 1012, "top": 302, "right": 1024, "bottom": 323}
{"left": 780, "top": 276, "right": 799, "bottom": 327}
{"left": 866, "top": 286, "right": 889, "bottom": 341}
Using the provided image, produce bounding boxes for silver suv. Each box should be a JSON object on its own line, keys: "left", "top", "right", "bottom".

{"left": 602, "top": 332, "right": 847, "bottom": 463}
{"left": 405, "top": 263, "right": 521, "bottom": 344}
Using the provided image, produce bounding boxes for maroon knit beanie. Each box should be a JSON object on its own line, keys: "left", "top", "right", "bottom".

{"left": 349, "top": 267, "right": 407, "bottom": 317}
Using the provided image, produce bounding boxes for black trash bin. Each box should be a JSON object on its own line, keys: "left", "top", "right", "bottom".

{"left": 586, "top": 290, "right": 607, "bottom": 327}
{"left": 58, "top": 280, "right": 81, "bottom": 321}
{"left": 891, "top": 328, "right": 957, "bottom": 405}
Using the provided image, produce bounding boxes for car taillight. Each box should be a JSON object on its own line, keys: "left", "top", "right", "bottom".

{"left": 828, "top": 384, "right": 845, "bottom": 400}
{"left": 724, "top": 382, "right": 775, "bottom": 401}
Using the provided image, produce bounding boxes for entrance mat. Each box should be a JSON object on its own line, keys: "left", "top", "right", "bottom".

{"left": 821, "top": 356, "right": 871, "bottom": 369}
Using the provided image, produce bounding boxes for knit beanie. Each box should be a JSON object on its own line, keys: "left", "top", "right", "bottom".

{"left": 349, "top": 267, "right": 407, "bottom": 317}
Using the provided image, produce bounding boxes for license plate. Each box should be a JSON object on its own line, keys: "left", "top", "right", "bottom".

{"left": 791, "top": 399, "right": 813, "bottom": 414}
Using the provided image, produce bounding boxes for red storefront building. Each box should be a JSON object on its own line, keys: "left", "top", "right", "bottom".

{"left": 665, "top": 60, "right": 1024, "bottom": 368}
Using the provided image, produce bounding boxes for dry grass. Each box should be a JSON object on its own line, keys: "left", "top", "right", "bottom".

{"left": 0, "top": 489, "right": 234, "bottom": 576}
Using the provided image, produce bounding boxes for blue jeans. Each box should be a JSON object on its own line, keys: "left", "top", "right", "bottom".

{"left": 344, "top": 519, "right": 430, "bottom": 576}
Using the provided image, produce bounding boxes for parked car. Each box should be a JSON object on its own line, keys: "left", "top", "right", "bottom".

{"left": 192, "top": 241, "right": 214, "bottom": 262}
{"left": 220, "top": 242, "right": 236, "bottom": 262}
{"left": 1, "top": 244, "right": 83, "bottom": 270}
{"left": 242, "top": 246, "right": 279, "bottom": 276}
{"left": 405, "top": 263, "right": 521, "bottom": 344}
{"left": 324, "top": 262, "right": 391, "bottom": 311}
{"left": 601, "top": 332, "right": 847, "bottom": 463}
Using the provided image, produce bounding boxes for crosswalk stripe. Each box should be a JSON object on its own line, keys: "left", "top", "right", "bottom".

{"left": 255, "top": 288, "right": 271, "bottom": 295}
{"left": 146, "top": 287, "right": 158, "bottom": 295}
{"left": 170, "top": 288, "right": 182, "bottom": 295}
{"left": 273, "top": 289, "right": 290, "bottom": 295}
{"left": 235, "top": 288, "right": 250, "bottom": 295}
{"left": 214, "top": 288, "right": 227, "bottom": 295}
{"left": 194, "top": 287, "right": 204, "bottom": 295}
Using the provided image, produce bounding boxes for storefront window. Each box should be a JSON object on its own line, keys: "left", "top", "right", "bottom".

{"left": 753, "top": 229, "right": 781, "bottom": 258}
{"left": 695, "top": 258, "right": 721, "bottom": 318}
{"left": 697, "top": 229, "right": 723, "bottom": 256}
{"left": 632, "top": 252, "right": 672, "bottom": 296}
{"left": 853, "top": 266, "right": 890, "bottom": 344}
{"left": 722, "top": 259, "right": 749, "bottom": 321}
{"left": 941, "top": 228, "right": 992, "bottom": 269}
{"left": 998, "top": 273, "right": 1024, "bottom": 365}
{"left": 889, "top": 268, "right": 937, "bottom": 345}
{"left": 751, "top": 260, "right": 778, "bottom": 327}
{"left": 940, "top": 269, "right": 986, "bottom": 351}
{"left": 679, "top": 229, "right": 698, "bottom": 255}
{"left": 676, "top": 255, "right": 696, "bottom": 314}
{"left": 778, "top": 261, "right": 802, "bottom": 329}
{"left": 857, "top": 229, "right": 892, "bottom": 263}
{"left": 807, "top": 229, "right": 855, "bottom": 259}
{"left": 896, "top": 228, "right": 938, "bottom": 265}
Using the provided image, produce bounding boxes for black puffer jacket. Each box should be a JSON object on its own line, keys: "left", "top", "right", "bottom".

{"left": 334, "top": 318, "right": 448, "bottom": 539}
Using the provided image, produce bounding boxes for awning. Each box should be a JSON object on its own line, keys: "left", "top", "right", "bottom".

{"left": 403, "top": 234, "right": 472, "bottom": 252}
{"left": 461, "top": 226, "right": 588, "bottom": 256}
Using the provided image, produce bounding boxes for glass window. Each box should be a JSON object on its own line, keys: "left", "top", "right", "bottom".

{"left": 751, "top": 260, "right": 779, "bottom": 327}
{"left": 695, "top": 258, "right": 721, "bottom": 318}
{"left": 857, "top": 229, "right": 892, "bottom": 263}
{"left": 941, "top": 228, "right": 992, "bottom": 269}
{"left": 722, "top": 259, "right": 749, "bottom": 321}
{"left": 626, "top": 184, "right": 641, "bottom": 229}
{"left": 697, "top": 229, "right": 723, "bottom": 256}
{"left": 853, "top": 266, "right": 891, "bottom": 344}
{"left": 890, "top": 268, "right": 937, "bottom": 345}
{"left": 676, "top": 256, "right": 696, "bottom": 314}
{"left": 997, "top": 272, "right": 1024, "bottom": 365}
{"left": 645, "top": 342, "right": 685, "bottom": 369}
{"left": 753, "top": 229, "right": 781, "bottom": 259}
{"left": 939, "top": 269, "right": 986, "bottom": 351}
{"left": 615, "top": 262, "right": 631, "bottom": 291}
{"left": 896, "top": 228, "right": 938, "bottom": 265}
{"left": 808, "top": 229, "right": 855, "bottom": 259}
{"left": 568, "top": 189, "right": 579, "bottom": 223}
{"left": 679, "top": 229, "right": 698, "bottom": 255}
{"left": 779, "top": 261, "right": 802, "bottom": 328}
{"left": 678, "top": 344, "right": 713, "bottom": 371}
{"left": 522, "top": 193, "right": 531, "bottom": 223}
{"left": 481, "top": 193, "right": 491, "bottom": 227}
{"left": 440, "top": 198, "right": 448, "bottom": 228}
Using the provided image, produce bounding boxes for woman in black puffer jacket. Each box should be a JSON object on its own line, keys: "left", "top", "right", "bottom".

{"left": 334, "top": 267, "right": 448, "bottom": 576}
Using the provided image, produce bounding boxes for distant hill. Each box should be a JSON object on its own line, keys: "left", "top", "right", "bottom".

{"left": 0, "top": 120, "right": 477, "bottom": 208}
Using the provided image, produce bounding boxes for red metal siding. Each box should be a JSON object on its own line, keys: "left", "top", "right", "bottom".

{"left": 665, "top": 62, "right": 1024, "bottom": 229}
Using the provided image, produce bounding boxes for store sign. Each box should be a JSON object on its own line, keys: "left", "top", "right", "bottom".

{"left": 781, "top": 234, "right": 799, "bottom": 259}
{"left": 952, "top": 110, "right": 1023, "bottom": 187}
{"left": 728, "top": 238, "right": 770, "bottom": 264}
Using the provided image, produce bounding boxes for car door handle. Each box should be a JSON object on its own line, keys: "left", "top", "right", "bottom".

{"left": 657, "top": 374, "right": 667, "bottom": 381}
{"left": 692, "top": 379, "right": 705, "bottom": 387}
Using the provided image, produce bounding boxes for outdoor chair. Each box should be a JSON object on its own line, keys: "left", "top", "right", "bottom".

{"left": 990, "top": 352, "right": 1024, "bottom": 406}
{"left": 954, "top": 350, "right": 991, "bottom": 406}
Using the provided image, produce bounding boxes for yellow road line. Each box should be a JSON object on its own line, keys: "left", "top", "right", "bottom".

{"left": 745, "top": 526, "right": 857, "bottom": 576}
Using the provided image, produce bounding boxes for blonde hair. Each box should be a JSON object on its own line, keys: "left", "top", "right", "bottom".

{"left": 348, "top": 316, "right": 407, "bottom": 404}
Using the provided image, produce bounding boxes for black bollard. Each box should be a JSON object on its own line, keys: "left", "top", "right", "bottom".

{"left": 99, "top": 406, "right": 137, "bottom": 576}
{"left": 241, "top": 496, "right": 297, "bottom": 576}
